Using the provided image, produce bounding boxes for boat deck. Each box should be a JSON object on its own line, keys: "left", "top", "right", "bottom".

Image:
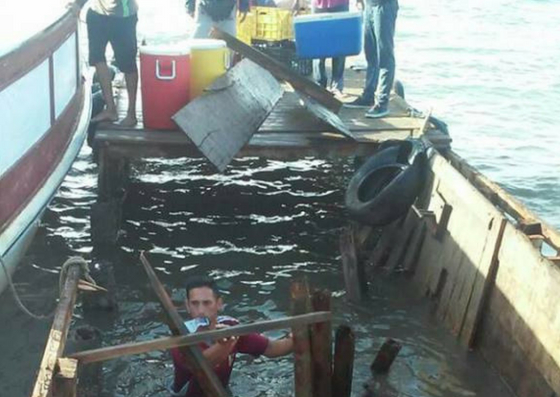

{"left": 93, "top": 67, "right": 451, "bottom": 161}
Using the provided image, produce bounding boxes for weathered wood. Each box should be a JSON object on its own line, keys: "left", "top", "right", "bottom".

{"left": 368, "top": 217, "right": 404, "bottom": 268}
{"left": 173, "top": 59, "right": 284, "bottom": 172}
{"left": 310, "top": 290, "right": 332, "bottom": 397}
{"left": 139, "top": 252, "right": 229, "bottom": 397}
{"left": 69, "top": 312, "right": 331, "bottom": 364}
{"left": 332, "top": 325, "right": 355, "bottom": 397}
{"left": 297, "top": 93, "right": 355, "bottom": 140}
{"left": 340, "top": 227, "right": 366, "bottom": 302}
{"left": 209, "top": 28, "right": 342, "bottom": 113}
{"left": 291, "top": 279, "right": 314, "bottom": 397}
{"left": 401, "top": 216, "right": 427, "bottom": 273}
{"left": 370, "top": 339, "right": 402, "bottom": 374}
{"left": 52, "top": 358, "right": 78, "bottom": 397}
{"left": 385, "top": 209, "right": 418, "bottom": 271}
{"left": 445, "top": 150, "right": 560, "bottom": 252}
{"left": 31, "top": 265, "right": 82, "bottom": 397}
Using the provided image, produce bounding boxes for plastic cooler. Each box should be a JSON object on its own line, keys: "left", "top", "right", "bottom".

{"left": 293, "top": 11, "right": 363, "bottom": 59}
{"left": 140, "top": 45, "right": 190, "bottom": 130}
{"left": 189, "top": 39, "right": 228, "bottom": 99}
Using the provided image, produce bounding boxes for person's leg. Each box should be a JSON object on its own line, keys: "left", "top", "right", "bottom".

{"left": 328, "top": 3, "right": 349, "bottom": 92}
{"left": 372, "top": 0, "right": 398, "bottom": 109}
{"left": 111, "top": 14, "right": 139, "bottom": 126}
{"left": 362, "top": 5, "right": 378, "bottom": 103}
{"left": 87, "top": 10, "right": 118, "bottom": 122}
{"left": 313, "top": 58, "right": 328, "bottom": 88}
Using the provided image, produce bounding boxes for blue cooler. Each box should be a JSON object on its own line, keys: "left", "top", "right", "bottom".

{"left": 294, "top": 11, "right": 363, "bottom": 59}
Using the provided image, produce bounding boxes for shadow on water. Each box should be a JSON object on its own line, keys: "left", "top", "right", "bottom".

{"left": 0, "top": 153, "right": 513, "bottom": 397}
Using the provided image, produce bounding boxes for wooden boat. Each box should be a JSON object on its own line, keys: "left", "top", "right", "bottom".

{"left": 0, "top": 6, "right": 91, "bottom": 294}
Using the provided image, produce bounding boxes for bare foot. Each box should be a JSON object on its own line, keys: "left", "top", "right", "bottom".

{"left": 91, "top": 109, "right": 118, "bottom": 123}
{"left": 119, "top": 114, "right": 137, "bottom": 127}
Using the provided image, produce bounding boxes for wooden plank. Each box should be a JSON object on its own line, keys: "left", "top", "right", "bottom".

{"left": 31, "top": 264, "right": 82, "bottom": 397}
{"left": 298, "top": 93, "right": 355, "bottom": 140}
{"left": 139, "top": 252, "right": 229, "bottom": 397}
{"left": 445, "top": 150, "right": 560, "bottom": 252}
{"left": 69, "top": 312, "right": 331, "bottom": 364}
{"left": 291, "top": 279, "right": 314, "bottom": 397}
{"left": 385, "top": 209, "right": 418, "bottom": 271}
{"left": 401, "top": 215, "right": 427, "bottom": 273}
{"left": 368, "top": 217, "right": 404, "bottom": 269}
{"left": 173, "top": 59, "right": 283, "bottom": 172}
{"left": 340, "top": 227, "right": 366, "bottom": 302}
{"left": 310, "top": 290, "right": 332, "bottom": 397}
{"left": 209, "top": 28, "right": 342, "bottom": 113}
{"left": 331, "top": 325, "right": 355, "bottom": 397}
{"left": 52, "top": 358, "right": 78, "bottom": 397}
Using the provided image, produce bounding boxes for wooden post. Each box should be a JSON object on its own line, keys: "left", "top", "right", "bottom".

{"left": 31, "top": 264, "right": 82, "bottom": 397}
{"left": 332, "top": 325, "right": 355, "bottom": 397}
{"left": 340, "top": 226, "right": 367, "bottom": 302}
{"left": 52, "top": 358, "right": 78, "bottom": 397}
{"left": 139, "top": 252, "right": 229, "bottom": 397}
{"left": 370, "top": 338, "right": 402, "bottom": 374}
{"left": 310, "top": 290, "right": 332, "bottom": 397}
{"left": 291, "top": 279, "right": 314, "bottom": 397}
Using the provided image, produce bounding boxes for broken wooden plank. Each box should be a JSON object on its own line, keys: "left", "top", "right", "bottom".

{"left": 291, "top": 279, "right": 314, "bottom": 397}
{"left": 297, "top": 93, "right": 355, "bottom": 140}
{"left": 332, "top": 325, "right": 355, "bottom": 397}
{"left": 310, "top": 290, "right": 332, "bottom": 397}
{"left": 209, "top": 28, "right": 342, "bottom": 113}
{"left": 173, "top": 59, "right": 283, "bottom": 172}
{"left": 53, "top": 358, "right": 78, "bottom": 397}
{"left": 139, "top": 252, "right": 229, "bottom": 397}
{"left": 340, "top": 227, "right": 367, "bottom": 302}
{"left": 69, "top": 312, "right": 331, "bottom": 364}
{"left": 31, "top": 264, "right": 82, "bottom": 397}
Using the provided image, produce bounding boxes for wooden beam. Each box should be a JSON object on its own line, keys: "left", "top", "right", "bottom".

{"left": 52, "top": 358, "right": 78, "bottom": 397}
{"left": 331, "top": 325, "right": 355, "bottom": 397}
{"left": 209, "top": 28, "right": 342, "bottom": 113}
{"left": 139, "top": 252, "right": 229, "bottom": 397}
{"left": 445, "top": 150, "right": 560, "bottom": 252}
{"left": 173, "top": 59, "right": 284, "bottom": 172}
{"left": 68, "top": 312, "right": 331, "bottom": 364}
{"left": 297, "top": 93, "right": 355, "bottom": 141}
{"left": 31, "top": 264, "right": 82, "bottom": 397}
{"left": 340, "top": 226, "right": 366, "bottom": 302}
{"left": 291, "top": 279, "right": 314, "bottom": 397}
{"left": 310, "top": 290, "right": 332, "bottom": 397}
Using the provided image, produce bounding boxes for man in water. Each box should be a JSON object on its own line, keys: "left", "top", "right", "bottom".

{"left": 86, "top": 0, "right": 139, "bottom": 126}
{"left": 170, "top": 276, "right": 293, "bottom": 396}
{"left": 346, "top": 0, "right": 399, "bottom": 119}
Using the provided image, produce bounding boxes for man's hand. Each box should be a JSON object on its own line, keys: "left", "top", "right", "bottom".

{"left": 356, "top": 0, "right": 365, "bottom": 11}
{"left": 239, "top": 10, "right": 248, "bottom": 23}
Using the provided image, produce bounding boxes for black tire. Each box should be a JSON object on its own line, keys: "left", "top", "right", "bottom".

{"left": 345, "top": 140, "right": 428, "bottom": 226}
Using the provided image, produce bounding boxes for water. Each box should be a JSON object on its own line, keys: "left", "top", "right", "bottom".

{"left": 1, "top": 0, "right": 559, "bottom": 396}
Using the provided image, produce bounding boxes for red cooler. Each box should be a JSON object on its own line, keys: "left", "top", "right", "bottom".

{"left": 140, "top": 45, "right": 191, "bottom": 130}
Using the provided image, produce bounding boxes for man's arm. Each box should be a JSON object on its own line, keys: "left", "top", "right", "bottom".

{"left": 263, "top": 335, "right": 293, "bottom": 358}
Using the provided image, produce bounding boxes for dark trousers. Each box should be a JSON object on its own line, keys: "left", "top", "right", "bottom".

{"left": 312, "top": 3, "right": 349, "bottom": 91}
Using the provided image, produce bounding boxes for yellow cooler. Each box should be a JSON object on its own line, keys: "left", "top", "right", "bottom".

{"left": 189, "top": 39, "right": 228, "bottom": 99}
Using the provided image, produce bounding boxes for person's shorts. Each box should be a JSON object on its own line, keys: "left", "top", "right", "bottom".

{"left": 86, "top": 9, "right": 138, "bottom": 73}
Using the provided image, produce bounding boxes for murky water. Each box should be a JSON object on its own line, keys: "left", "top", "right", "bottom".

{"left": 2, "top": 0, "right": 559, "bottom": 396}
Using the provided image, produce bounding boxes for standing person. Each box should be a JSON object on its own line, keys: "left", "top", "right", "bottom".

{"left": 170, "top": 276, "right": 293, "bottom": 397}
{"left": 86, "top": 0, "right": 139, "bottom": 126}
{"left": 186, "top": 0, "right": 250, "bottom": 38}
{"left": 312, "top": 0, "right": 350, "bottom": 96}
{"left": 346, "top": 0, "right": 398, "bottom": 119}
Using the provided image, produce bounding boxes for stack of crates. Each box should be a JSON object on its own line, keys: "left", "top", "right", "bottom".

{"left": 253, "top": 7, "right": 293, "bottom": 42}
{"left": 236, "top": 12, "right": 256, "bottom": 45}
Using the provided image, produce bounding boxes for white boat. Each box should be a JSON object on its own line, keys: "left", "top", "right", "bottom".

{"left": 0, "top": 6, "right": 91, "bottom": 294}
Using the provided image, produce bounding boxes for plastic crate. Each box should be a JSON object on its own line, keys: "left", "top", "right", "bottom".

{"left": 258, "top": 45, "right": 312, "bottom": 76}
{"left": 236, "top": 12, "right": 256, "bottom": 45}
{"left": 254, "top": 7, "right": 293, "bottom": 42}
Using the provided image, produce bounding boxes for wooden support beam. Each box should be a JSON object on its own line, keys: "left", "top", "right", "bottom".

{"left": 340, "top": 226, "right": 367, "bottom": 302}
{"left": 52, "top": 358, "right": 78, "bottom": 397}
{"left": 209, "top": 28, "right": 342, "bottom": 113}
{"left": 139, "top": 252, "right": 229, "bottom": 397}
{"left": 310, "top": 290, "right": 332, "bottom": 397}
{"left": 331, "top": 325, "right": 355, "bottom": 397}
{"left": 173, "top": 59, "right": 284, "bottom": 172}
{"left": 291, "top": 279, "right": 314, "bottom": 397}
{"left": 370, "top": 339, "right": 402, "bottom": 374}
{"left": 31, "top": 264, "right": 82, "bottom": 397}
{"left": 68, "top": 312, "right": 331, "bottom": 364}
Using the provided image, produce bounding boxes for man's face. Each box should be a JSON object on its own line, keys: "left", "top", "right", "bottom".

{"left": 186, "top": 286, "right": 223, "bottom": 324}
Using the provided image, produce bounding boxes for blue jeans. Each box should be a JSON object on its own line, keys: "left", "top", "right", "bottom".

{"left": 312, "top": 4, "right": 349, "bottom": 91}
{"left": 362, "top": 0, "right": 398, "bottom": 106}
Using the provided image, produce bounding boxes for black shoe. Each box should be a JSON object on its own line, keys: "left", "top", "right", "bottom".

{"left": 365, "top": 103, "right": 390, "bottom": 119}
{"left": 344, "top": 96, "right": 374, "bottom": 109}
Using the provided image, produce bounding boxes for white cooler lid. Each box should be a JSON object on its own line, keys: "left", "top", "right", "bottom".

{"left": 294, "top": 11, "right": 362, "bottom": 23}
{"left": 189, "top": 39, "right": 227, "bottom": 50}
{"left": 140, "top": 44, "right": 190, "bottom": 56}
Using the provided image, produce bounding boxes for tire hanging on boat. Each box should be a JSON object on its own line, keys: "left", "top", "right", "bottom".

{"left": 345, "top": 139, "right": 429, "bottom": 226}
